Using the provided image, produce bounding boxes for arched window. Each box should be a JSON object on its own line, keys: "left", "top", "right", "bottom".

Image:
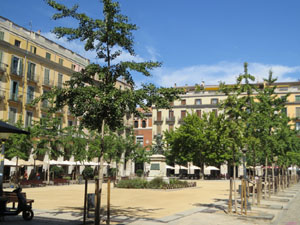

{"left": 142, "top": 120, "right": 146, "bottom": 128}
{"left": 134, "top": 120, "right": 139, "bottom": 128}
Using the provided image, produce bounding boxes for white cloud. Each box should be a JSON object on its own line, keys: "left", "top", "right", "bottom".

{"left": 153, "top": 61, "right": 300, "bottom": 87}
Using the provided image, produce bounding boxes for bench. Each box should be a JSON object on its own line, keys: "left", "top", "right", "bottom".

{"left": 53, "top": 178, "right": 69, "bottom": 185}
{"left": 3, "top": 191, "right": 34, "bottom": 209}
{"left": 20, "top": 180, "right": 45, "bottom": 187}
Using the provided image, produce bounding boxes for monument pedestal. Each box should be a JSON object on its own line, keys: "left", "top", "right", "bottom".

{"left": 147, "top": 154, "right": 169, "bottom": 183}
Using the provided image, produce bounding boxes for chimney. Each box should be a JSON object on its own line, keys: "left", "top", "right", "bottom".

{"left": 37, "top": 30, "right": 41, "bottom": 35}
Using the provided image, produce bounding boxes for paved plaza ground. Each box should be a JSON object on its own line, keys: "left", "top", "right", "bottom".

{"left": 2, "top": 180, "right": 299, "bottom": 224}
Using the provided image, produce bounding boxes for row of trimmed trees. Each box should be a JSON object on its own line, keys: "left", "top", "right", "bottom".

{"left": 164, "top": 63, "right": 300, "bottom": 211}
{"left": 4, "top": 111, "right": 150, "bottom": 184}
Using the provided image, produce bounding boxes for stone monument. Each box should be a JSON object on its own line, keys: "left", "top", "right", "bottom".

{"left": 147, "top": 134, "right": 169, "bottom": 182}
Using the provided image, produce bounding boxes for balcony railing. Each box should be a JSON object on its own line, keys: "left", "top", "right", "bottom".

{"left": 43, "top": 79, "right": 54, "bottom": 87}
{"left": 166, "top": 117, "right": 175, "bottom": 124}
{"left": 0, "top": 62, "right": 8, "bottom": 73}
{"left": 9, "top": 93, "right": 21, "bottom": 102}
{"left": 11, "top": 67, "right": 23, "bottom": 77}
{"left": 153, "top": 117, "right": 163, "bottom": 124}
{"left": 178, "top": 116, "right": 186, "bottom": 124}
{"left": 27, "top": 73, "right": 39, "bottom": 83}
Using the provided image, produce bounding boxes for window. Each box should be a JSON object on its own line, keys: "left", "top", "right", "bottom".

{"left": 71, "top": 64, "right": 76, "bottom": 70}
{"left": 0, "top": 51, "right": 3, "bottom": 65}
{"left": 296, "top": 107, "right": 300, "bottom": 119}
{"left": 42, "top": 90, "right": 49, "bottom": 108}
{"left": 27, "top": 86, "right": 34, "bottom": 104}
{"left": 30, "top": 46, "right": 36, "bottom": 54}
{"left": 25, "top": 111, "right": 33, "bottom": 127}
{"left": 14, "top": 40, "right": 21, "bottom": 47}
{"left": 196, "top": 110, "right": 201, "bottom": 118}
{"left": 10, "top": 81, "right": 19, "bottom": 101}
{"left": 9, "top": 107, "right": 17, "bottom": 124}
{"left": 44, "top": 68, "right": 50, "bottom": 85}
{"left": 181, "top": 110, "right": 186, "bottom": 119}
{"left": 181, "top": 99, "right": 186, "bottom": 105}
{"left": 11, "top": 56, "right": 23, "bottom": 76}
{"left": 279, "top": 87, "right": 288, "bottom": 91}
{"left": 0, "top": 31, "right": 4, "bottom": 40}
{"left": 68, "top": 120, "right": 73, "bottom": 127}
{"left": 281, "top": 108, "right": 287, "bottom": 116}
{"left": 142, "top": 120, "right": 146, "bottom": 128}
{"left": 296, "top": 95, "right": 300, "bottom": 102}
{"left": 169, "top": 110, "right": 174, "bottom": 119}
{"left": 212, "top": 109, "right": 218, "bottom": 116}
{"left": 136, "top": 136, "right": 144, "bottom": 146}
{"left": 211, "top": 98, "right": 219, "bottom": 105}
{"left": 45, "top": 52, "right": 51, "bottom": 60}
{"left": 134, "top": 120, "right": 138, "bottom": 128}
{"left": 59, "top": 58, "right": 63, "bottom": 65}
{"left": 195, "top": 99, "right": 202, "bottom": 105}
{"left": 27, "top": 62, "right": 36, "bottom": 80}
{"left": 296, "top": 122, "right": 300, "bottom": 131}
{"left": 58, "top": 73, "right": 63, "bottom": 88}
{"left": 157, "top": 111, "right": 162, "bottom": 121}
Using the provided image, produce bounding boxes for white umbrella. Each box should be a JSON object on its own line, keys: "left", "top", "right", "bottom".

{"left": 49, "top": 160, "right": 60, "bottom": 165}
{"left": 190, "top": 165, "right": 201, "bottom": 170}
{"left": 205, "top": 166, "right": 220, "bottom": 171}
{"left": 4, "top": 158, "right": 16, "bottom": 166}
{"left": 175, "top": 165, "right": 188, "bottom": 170}
{"left": 166, "top": 165, "right": 175, "bottom": 169}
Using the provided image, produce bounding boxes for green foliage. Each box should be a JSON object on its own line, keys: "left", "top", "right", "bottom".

{"left": 135, "top": 169, "right": 143, "bottom": 177}
{"left": 5, "top": 118, "right": 32, "bottom": 161}
{"left": 82, "top": 166, "right": 94, "bottom": 180}
{"left": 50, "top": 165, "right": 64, "bottom": 178}
{"left": 116, "top": 178, "right": 148, "bottom": 189}
{"left": 147, "top": 177, "right": 167, "bottom": 189}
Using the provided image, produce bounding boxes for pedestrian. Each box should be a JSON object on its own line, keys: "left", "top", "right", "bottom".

{"left": 24, "top": 170, "right": 28, "bottom": 180}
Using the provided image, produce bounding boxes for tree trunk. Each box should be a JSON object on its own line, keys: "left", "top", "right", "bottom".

{"left": 47, "top": 157, "right": 50, "bottom": 184}
{"left": 233, "top": 162, "right": 237, "bottom": 213}
{"left": 264, "top": 156, "right": 268, "bottom": 199}
{"left": 95, "top": 120, "right": 105, "bottom": 225}
{"left": 272, "top": 163, "right": 275, "bottom": 195}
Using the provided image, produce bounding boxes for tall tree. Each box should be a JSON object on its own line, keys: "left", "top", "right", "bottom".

{"left": 45, "top": 1, "right": 182, "bottom": 223}
{"left": 5, "top": 118, "right": 33, "bottom": 182}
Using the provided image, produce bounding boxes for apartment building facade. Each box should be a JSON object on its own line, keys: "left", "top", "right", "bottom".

{"left": 153, "top": 82, "right": 300, "bottom": 136}
{"left": 152, "top": 82, "right": 300, "bottom": 177}
{"left": 0, "top": 16, "right": 135, "bottom": 178}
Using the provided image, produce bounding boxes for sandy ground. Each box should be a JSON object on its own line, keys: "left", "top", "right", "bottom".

{"left": 4, "top": 180, "right": 241, "bottom": 219}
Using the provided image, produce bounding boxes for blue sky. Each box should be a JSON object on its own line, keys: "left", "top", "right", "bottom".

{"left": 1, "top": 0, "right": 300, "bottom": 87}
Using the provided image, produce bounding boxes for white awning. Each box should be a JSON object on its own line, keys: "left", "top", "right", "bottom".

{"left": 4, "top": 158, "right": 16, "bottom": 166}
{"left": 205, "top": 166, "right": 220, "bottom": 171}
{"left": 166, "top": 165, "right": 175, "bottom": 169}
{"left": 189, "top": 165, "right": 201, "bottom": 170}
{"left": 175, "top": 165, "right": 188, "bottom": 170}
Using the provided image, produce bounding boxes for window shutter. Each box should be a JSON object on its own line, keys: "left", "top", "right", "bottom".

{"left": 0, "top": 31, "right": 4, "bottom": 41}
{"left": 19, "top": 58, "right": 23, "bottom": 76}
{"left": 0, "top": 51, "right": 2, "bottom": 63}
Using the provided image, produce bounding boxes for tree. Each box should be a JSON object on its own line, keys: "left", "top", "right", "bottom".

{"left": 31, "top": 111, "right": 63, "bottom": 184}
{"left": 45, "top": 1, "right": 182, "bottom": 223}
{"left": 5, "top": 118, "right": 33, "bottom": 182}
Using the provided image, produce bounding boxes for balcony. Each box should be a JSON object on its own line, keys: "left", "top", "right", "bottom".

{"left": 42, "top": 79, "right": 54, "bottom": 88}
{"left": 154, "top": 117, "right": 163, "bottom": 125}
{"left": 10, "top": 68, "right": 23, "bottom": 77}
{"left": 178, "top": 117, "right": 186, "bottom": 124}
{"left": 166, "top": 117, "right": 175, "bottom": 124}
{"left": 0, "top": 90, "right": 6, "bottom": 101}
{"left": 0, "top": 62, "right": 8, "bottom": 73}
{"left": 8, "top": 93, "right": 22, "bottom": 103}
{"left": 27, "top": 73, "right": 39, "bottom": 84}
